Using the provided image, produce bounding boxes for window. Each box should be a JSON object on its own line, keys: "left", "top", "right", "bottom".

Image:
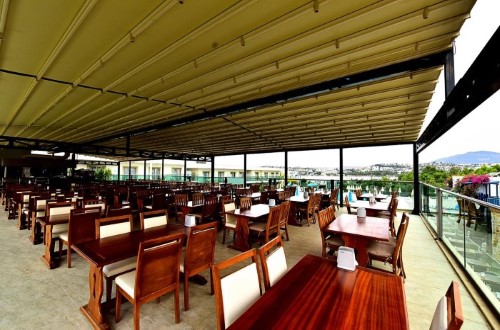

{"left": 264, "top": 172, "right": 268, "bottom": 179}
{"left": 218, "top": 171, "right": 225, "bottom": 178}
{"left": 203, "top": 171, "right": 210, "bottom": 177}
{"left": 152, "top": 167, "right": 161, "bottom": 179}
{"left": 172, "top": 168, "right": 181, "bottom": 176}
{"left": 230, "top": 172, "right": 236, "bottom": 177}
{"left": 255, "top": 172, "right": 259, "bottom": 179}
{"left": 123, "top": 167, "right": 137, "bottom": 175}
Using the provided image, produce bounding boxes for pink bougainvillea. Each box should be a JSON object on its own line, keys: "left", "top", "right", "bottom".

{"left": 460, "top": 174, "right": 490, "bottom": 184}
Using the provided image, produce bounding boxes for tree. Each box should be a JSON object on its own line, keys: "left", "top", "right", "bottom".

{"left": 94, "top": 167, "right": 112, "bottom": 181}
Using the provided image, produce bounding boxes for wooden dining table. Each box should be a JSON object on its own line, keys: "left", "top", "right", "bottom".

{"left": 226, "top": 203, "right": 269, "bottom": 251}
{"left": 325, "top": 213, "right": 389, "bottom": 266}
{"left": 286, "top": 195, "right": 309, "bottom": 226}
{"left": 350, "top": 200, "right": 391, "bottom": 216}
{"left": 73, "top": 224, "right": 186, "bottom": 329}
{"left": 228, "top": 254, "right": 408, "bottom": 329}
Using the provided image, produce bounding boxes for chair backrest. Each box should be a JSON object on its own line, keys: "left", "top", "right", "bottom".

{"left": 106, "top": 205, "right": 131, "bottom": 217}
{"left": 223, "top": 202, "right": 237, "bottom": 224}
{"left": 184, "top": 221, "right": 218, "bottom": 274}
{"left": 46, "top": 201, "right": 75, "bottom": 218}
{"left": 344, "top": 196, "right": 351, "bottom": 214}
{"left": 258, "top": 236, "right": 287, "bottom": 290}
{"left": 318, "top": 207, "right": 334, "bottom": 231}
{"left": 135, "top": 232, "right": 184, "bottom": 302}
{"left": 140, "top": 209, "right": 168, "bottom": 230}
{"left": 259, "top": 191, "right": 269, "bottom": 204}
{"left": 192, "top": 192, "right": 204, "bottom": 206}
{"left": 96, "top": 214, "right": 133, "bottom": 239}
{"left": 430, "top": 281, "right": 463, "bottom": 330}
{"left": 212, "top": 249, "right": 262, "bottom": 329}
{"left": 68, "top": 207, "right": 101, "bottom": 245}
{"left": 279, "top": 201, "right": 290, "bottom": 225}
{"left": 265, "top": 204, "right": 282, "bottom": 241}
{"left": 202, "top": 196, "right": 219, "bottom": 219}
{"left": 391, "top": 213, "right": 409, "bottom": 275}
{"left": 239, "top": 197, "right": 252, "bottom": 210}
{"left": 174, "top": 193, "right": 188, "bottom": 206}
{"left": 330, "top": 188, "right": 339, "bottom": 205}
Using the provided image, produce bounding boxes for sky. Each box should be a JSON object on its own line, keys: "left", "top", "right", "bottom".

{"left": 216, "top": 0, "right": 500, "bottom": 168}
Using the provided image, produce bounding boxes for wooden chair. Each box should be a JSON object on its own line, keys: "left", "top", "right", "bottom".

{"left": 59, "top": 206, "right": 101, "bottom": 268}
{"left": 279, "top": 201, "right": 290, "bottom": 241}
{"left": 367, "top": 213, "right": 409, "bottom": 276}
{"left": 297, "top": 196, "right": 315, "bottom": 226}
{"left": 174, "top": 193, "right": 188, "bottom": 221}
{"left": 465, "top": 201, "right": 484, "bottom": 230}
{"left": 249, "top": 204, "right": 282, "bottom": 245}
{"left": 239, "top": 197, "right": 252, "bottom": 210}
{"left": 313, "top": 193, "right": 322, "bottom": 223}
{"left": 258, "top": 236, "right": 287, "bottom": 291}
{"left": 45, "top": 201, "right": 74, "bottom": 247}
{"left": 194, "top": 196, "right": 219, "bottom": 223}
{"left": 330, "top": 188, "right": 340, "bottom": 210}
{"left": 181, "top": 221, "right": 218, "bottom": 311}
{"left": 212, "top": 249, "right": 262, "bottom": 329}
{"left": 139, "top": 209, "right": 168, "bottom": 230}
{"left": 344, "top": 196, "right": 354, "bottom": 214}
{"left": 430, "top": 281, "right": 463, "bottom": 330}
{"left": 192, "top": 192, "right": 204, "bottom": 206}
{"left": 96, "top": 214, "right": 135, "bottom": 302}
{"left": 377, "top": 198, "right": 398, "bottom": 237}
{"left": 222, "top": 202, "right": 238, "bottom": 245}
{"left": 317, "top": 207, "right": 344, "bottom": 259}
{"left": 115, "top": 232, "right": 184, "bottom": 329}
{"left": 106, "top": 205, "right": 132, "bottom": 217}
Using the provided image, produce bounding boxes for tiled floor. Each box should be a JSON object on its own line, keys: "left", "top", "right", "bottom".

{"left": 0, "top": 206, "right": 494, "bottom": 329}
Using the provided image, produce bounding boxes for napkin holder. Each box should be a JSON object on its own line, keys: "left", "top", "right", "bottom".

{"left": 337, "top": 246, "right": 358, "bottom": 271}
{"left": 369, "top": 196, "right": 376, "bottom": 204}
{"left": 184, "top": 214, "right": 196, "bottom": 227}
{"left": 269, "top": 199, "right": 276, "bottom": 207}
{"left": 303, "top": 191, "right": 309, "bottom": 199}
{"left": 357, "top": 207, "right": 366, "bottom": 222}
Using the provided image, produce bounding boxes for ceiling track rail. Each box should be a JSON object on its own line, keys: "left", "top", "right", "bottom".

{"left": 85, "top": 51, "right": 448, "bottom": 145}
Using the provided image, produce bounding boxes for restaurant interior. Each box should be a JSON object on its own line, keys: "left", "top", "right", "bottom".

{"left": 0, "top": 1, "right": 499, "bottom": 329}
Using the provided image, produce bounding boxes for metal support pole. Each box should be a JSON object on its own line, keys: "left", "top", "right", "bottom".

{"left": 161, "top": 158, "right": 164, "bottom": 181}
{"left": 183, "top": 159, "right": 187, "bottom": 182}
{"left": 210, "top": 156, "right": 215, "bottom": 186}
{"left": 243, "top": 154, "right": 247, "bottom": 187}
{"left": 412, "top": 143, "right": 420, "bottom": 214}
{"left": 339, "top": 148, "right": 344, "bottom": 207}
{"left": 436, "top": 189, "right": 443, "bottom": 239}
{"left": 284, "top": 151, "right": 288, "bottom": 187}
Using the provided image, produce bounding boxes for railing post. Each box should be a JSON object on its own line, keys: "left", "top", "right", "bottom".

{"left": 436, "top": 189, "right": 443, "bottom": 239}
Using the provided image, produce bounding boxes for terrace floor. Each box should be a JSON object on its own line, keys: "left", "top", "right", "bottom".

{"left": 0, "top": 206, "right": 495, "bottom": 329}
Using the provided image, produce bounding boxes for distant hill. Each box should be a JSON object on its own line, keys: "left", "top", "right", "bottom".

{"left": 434, "top": 151, "right": 500, "bottom": 164}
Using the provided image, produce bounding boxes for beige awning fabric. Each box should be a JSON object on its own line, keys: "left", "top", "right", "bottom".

{"left": 0, "top": 0, "right": 476, "bottom": 160}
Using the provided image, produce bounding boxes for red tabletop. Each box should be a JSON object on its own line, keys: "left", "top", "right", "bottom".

{"left": 228, "top": 254, "right": 408, "bottom": 330}
{"left": 326, "top": 214, "right": 389, "bottom": 241}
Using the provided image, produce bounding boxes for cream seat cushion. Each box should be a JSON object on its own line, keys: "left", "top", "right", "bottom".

{"left": 115, "top": 270, "right": 136, "bottom": 298}
{"left": 103, "top": 256, "right": 137, "bottom": 277}
{"left": 100, "top": 222, "right": 131, "bottom": 238}
{"left": 52, "top": 224, "right": 69, "bottom": 238}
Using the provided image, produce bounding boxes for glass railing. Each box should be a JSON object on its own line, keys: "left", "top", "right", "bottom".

{"left": 420, "top": 182, "right": 500, "bottom": 314}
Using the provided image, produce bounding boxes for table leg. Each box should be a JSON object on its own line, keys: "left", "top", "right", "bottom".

{"left": 80, "top": 264, "right": 108, "bottom": 329}
{"left": 342, "top": 235, "right": 370, "bottom": 266}
{"left": 40, "top": 224, "right": 58, "bottom": 269}
{"left": 229, "top": 216, "right": 250, "bottom": 251}
{"left": 30, "top": 215, "right": 42, "bottom": 244}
